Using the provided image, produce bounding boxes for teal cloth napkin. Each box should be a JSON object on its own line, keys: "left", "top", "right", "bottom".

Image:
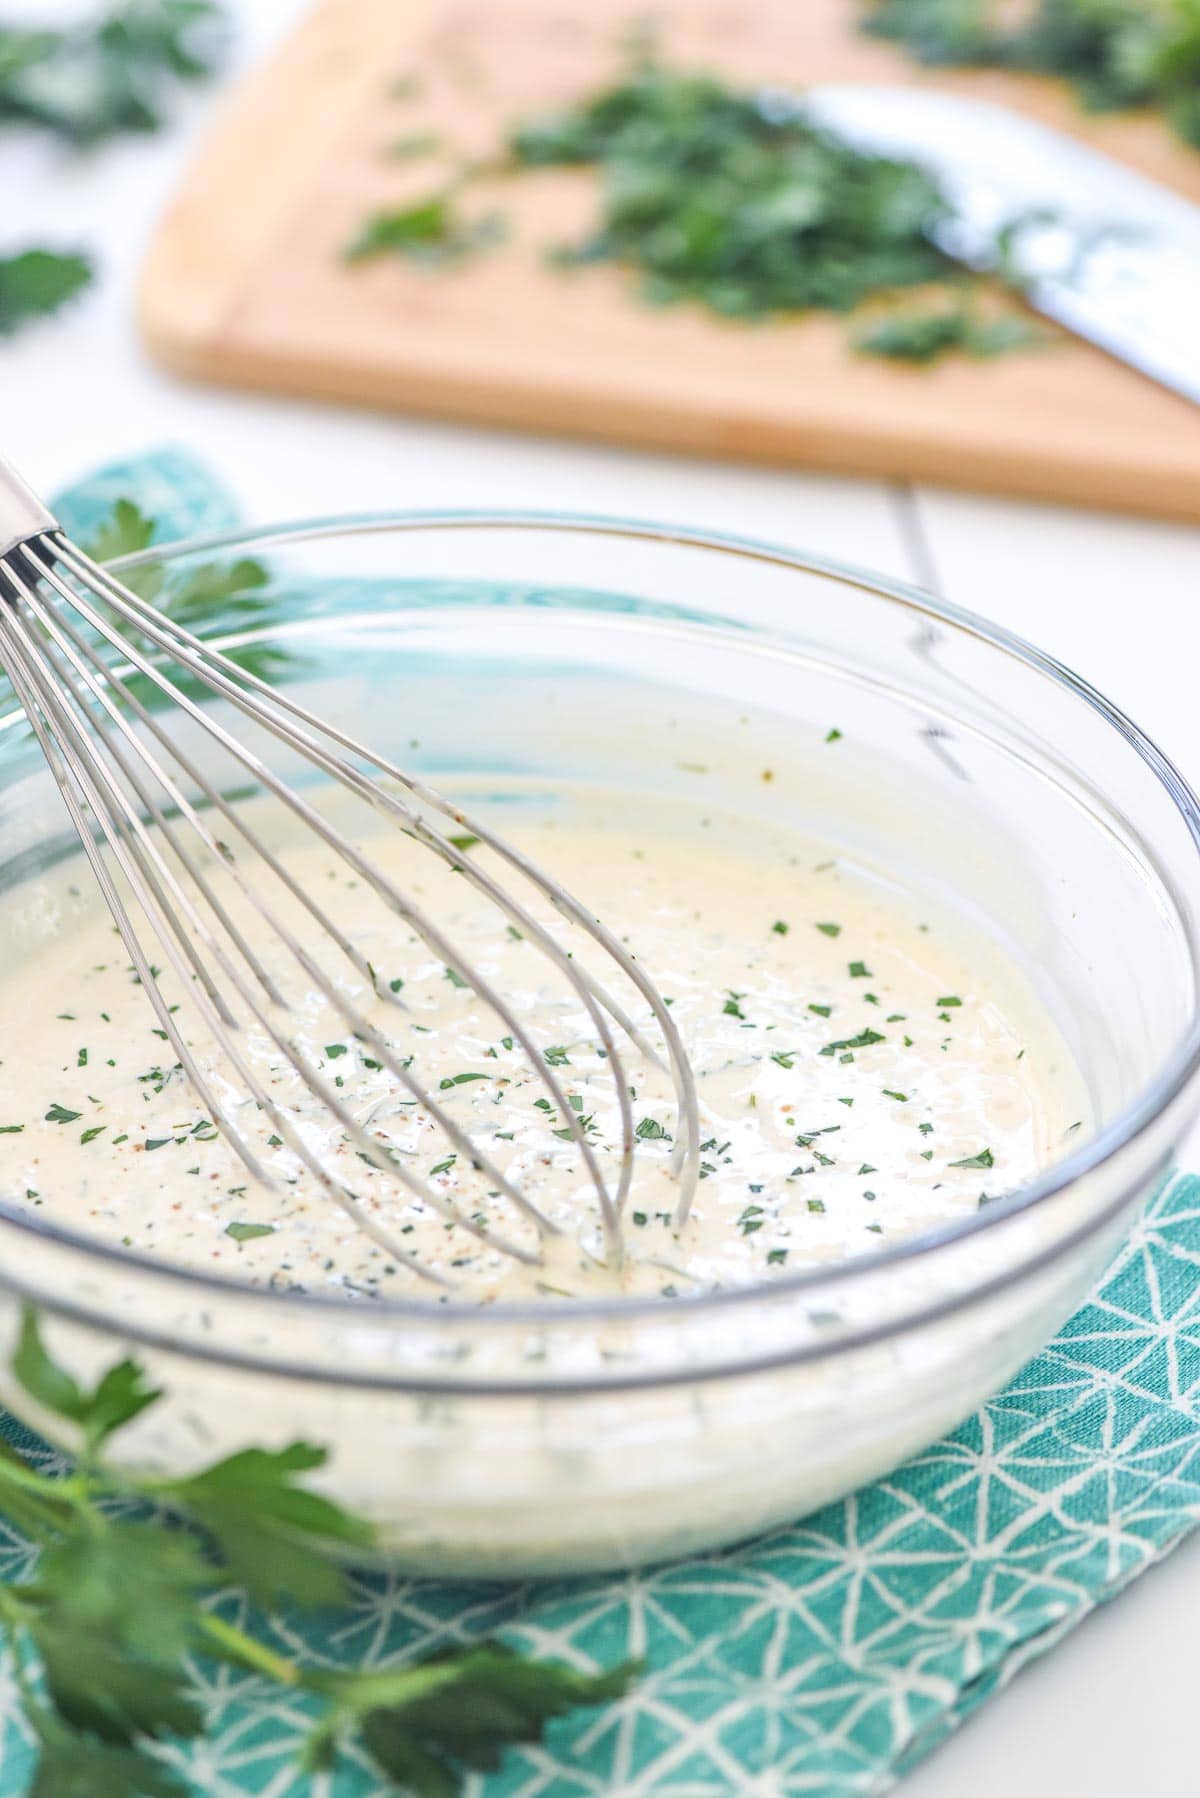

{"left": 2, "top": 449, "right": 1199, "bottom": 1797}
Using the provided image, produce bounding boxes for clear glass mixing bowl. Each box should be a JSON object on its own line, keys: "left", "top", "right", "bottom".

{"left": 1, "top": 512, "right": 1198, "bottom": 1576}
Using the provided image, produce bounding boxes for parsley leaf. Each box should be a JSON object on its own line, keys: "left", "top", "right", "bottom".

{"left": 635, "top": 1116, "right": 669, "bottom": 1139}
{"left": 345, "top": 195, "right": 504, "bottom": 268}
{"left": 72, "top": 497, "right": 288, "bottom": 708}
{"left": 28, "top": 1720, "right": 188, "bottom": 1798}
{"left": 819, "top": 1028, "right": 885, "bottom": 1055}
{"left": 12, "top": 1309, "right": 160, "bottom": 1448}
{"left": 85, "top": 494, "right": 157, "bottom": 562}
{"left": 306, "top": 1644, "right": 638, "bottom": 1792}
{"left": 0, "top": 249, "right": 92, "bottom": 336}
{"left": 165, "top": 1440, "right": 371, "bottom": 1606}
{"left": 950, "top": 1146, "right": 995, "bottom": 1169}
{"left": 856, "top": 303, "right": 1040, "bottom": 364}
{"left": 33, "top": 1616, "right": 201, "bottom": 1741}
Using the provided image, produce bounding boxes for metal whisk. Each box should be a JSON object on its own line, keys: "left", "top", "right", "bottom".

{"left": 0, "top": 459, "right": 700, "bottom": 1289}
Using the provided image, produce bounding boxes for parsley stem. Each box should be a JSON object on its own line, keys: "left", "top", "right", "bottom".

{"left": 200, "top": 1612, "right": 304, "bottom": 1687}
{"left": 0, "top": 1442, "right": 77, "bottom": 1527}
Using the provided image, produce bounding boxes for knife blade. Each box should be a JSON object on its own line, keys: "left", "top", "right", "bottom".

{"left": 800, "top": 85, "right": 1200, "bottom": 405}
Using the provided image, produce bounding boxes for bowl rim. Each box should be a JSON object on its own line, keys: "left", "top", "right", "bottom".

{"left": 2, "top": 505, "right": 1199, "bottom": 1353}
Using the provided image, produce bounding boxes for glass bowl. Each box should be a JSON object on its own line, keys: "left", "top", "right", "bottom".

{"left": 1, "top": 511, "right": 1198, "bottom": 1577}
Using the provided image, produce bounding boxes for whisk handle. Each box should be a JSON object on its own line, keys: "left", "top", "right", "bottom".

{"left": 0, "top": 457, "right": 57, "bottom": 562}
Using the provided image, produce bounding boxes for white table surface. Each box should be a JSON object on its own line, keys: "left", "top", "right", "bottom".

{"left": 3, "top": 5, "right": 1200, "bottom": 1793}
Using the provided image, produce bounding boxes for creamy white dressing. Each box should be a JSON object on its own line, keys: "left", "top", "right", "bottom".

{"left": 0, "top": 787, "right": 1086, "bottom": 1305}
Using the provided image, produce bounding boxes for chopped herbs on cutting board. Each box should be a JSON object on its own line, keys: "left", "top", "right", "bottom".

{"left": 863, "top": 0, "right": 1200, "bottom": 151}
{"left": 347, "top": 56, "right": 1045, "bottom": 365}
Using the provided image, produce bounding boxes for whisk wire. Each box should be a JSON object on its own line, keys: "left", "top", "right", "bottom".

{"left": 0, "top": 581, "right": 476, "bottom": 1283}
{"left": 50, "top": 533, "right": 702, "bottom": 1219}
{"left": 27, "top": 538, "right": 641, "bottom": 1252}
{"left": 3, "top": 570, "right": 563, "bottom": 1272}
{"left": 0, "top": 487, "right": 705, "bottom": 1289}
{"left": 11, "top": 565, "right": 591, "bottom": 1248}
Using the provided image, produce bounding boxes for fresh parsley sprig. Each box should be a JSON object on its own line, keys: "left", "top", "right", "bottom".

{"left": 0, "top": 495, "right": 296, "bottom": 723}
{"left": 0, "top": 1307, "right": 637, "bottom": 1795}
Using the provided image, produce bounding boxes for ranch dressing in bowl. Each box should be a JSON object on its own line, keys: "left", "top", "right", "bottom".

{"left": 0, "top": 787, "right": 1085, "bottom": 1302}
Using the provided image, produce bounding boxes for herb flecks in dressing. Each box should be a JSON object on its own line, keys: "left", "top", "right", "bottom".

{"left": 0, "top": 795, "right": 1085, "bottom": 1302}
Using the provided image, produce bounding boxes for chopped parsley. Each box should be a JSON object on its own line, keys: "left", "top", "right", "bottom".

{"left": 950, "top": 1147, "right": 995, "bottom": 1170}
{"left": 635, "top": 1117, "right": 669, "bottom": 1139}
{"left": 345, "top": 196, "right": 505, "bottom": 267}
{"left": 507, "top": 62, "right": 1037, "bottom": 362}
{"left": 820, "top": 1028, "right": 885, "bottom": 1056}
{"left": 856, "top": 303, "right": 1039, "bottom": 364}
{"left": 44, "top": 1104, "right": 81, "bottom": 1124}
{"left": 864, "top": 0, "right": 1200, "bottom": 153}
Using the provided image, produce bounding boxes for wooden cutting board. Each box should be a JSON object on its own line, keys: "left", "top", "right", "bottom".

{"left": 140, "top": 0, "right": 1200, "bottom": 519}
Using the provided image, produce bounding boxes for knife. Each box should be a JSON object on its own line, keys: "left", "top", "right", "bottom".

{"left": 800, "top": 85, "right": 1200, "bottom": 405}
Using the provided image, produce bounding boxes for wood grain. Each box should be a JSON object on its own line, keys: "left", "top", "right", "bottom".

{"left": 140, "top": 0, "right": 1200, "bottom": 519}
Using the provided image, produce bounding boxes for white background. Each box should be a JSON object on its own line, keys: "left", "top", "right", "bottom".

{"left": 2, "top": 4, "right": 1200, "bottom": 1792}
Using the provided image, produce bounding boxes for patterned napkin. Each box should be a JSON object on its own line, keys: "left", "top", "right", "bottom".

{"left": 2, "top": 450, "right": 1199, "bottom": 1797}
